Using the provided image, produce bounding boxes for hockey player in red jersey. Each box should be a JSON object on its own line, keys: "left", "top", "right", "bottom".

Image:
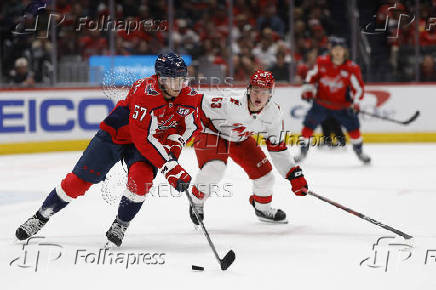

{"left": 295, "top": 36, "right": 371, "bottom": 164}
{"left": 15, "top": 53, "right": 203, "bottom": 247}
{"left": 189, "top": 70, "right": 308, "bottom": 225}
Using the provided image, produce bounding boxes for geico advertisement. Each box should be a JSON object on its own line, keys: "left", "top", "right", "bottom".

{"left": 0, "top": 90, "right": 115, "bottom": 143}
{"left": 0, "top": 86, "right": 434, "bottom": 144}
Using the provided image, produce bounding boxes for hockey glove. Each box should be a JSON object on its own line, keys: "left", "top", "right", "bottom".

{"left": 286, "top": 166, "right": 308, "bottom": 196}
{"left": 301, "top": 83, "right": 315, "bottom": 102}
{"left": 163, "top": 134, "right": 186, "bottom": 160}
{"left": 351, "top": 103, "right": 360, "bottom": 113}
{"left": 161, "top": 160, "right": 191, "bottom": 192}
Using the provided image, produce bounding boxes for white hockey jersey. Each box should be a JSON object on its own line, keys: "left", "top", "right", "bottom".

{"left": 199, "top": 93, "right": 296, "bottom": 177}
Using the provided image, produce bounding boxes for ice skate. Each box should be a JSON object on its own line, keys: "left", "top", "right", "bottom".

{"left": 250, "top": 196, "right": 288, "bottom": 224}
{"left": 105, "top": 217, "right": 129, "bottom": 247}
{"left": 15, "top": 211, "right": 48, "bottom": 240}
{"left": 255, "top": 207, "right": 287, "bottom": 223}
{"left": 353, "top": 143, "right": 371, "bottom": 164}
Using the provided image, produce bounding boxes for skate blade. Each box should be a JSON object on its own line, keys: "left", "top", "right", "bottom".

{"left": 104, "top": 240, "right": 118, "bottom": 249}
{"left": 257, "top": 217, "right": 289, "bottom": 224}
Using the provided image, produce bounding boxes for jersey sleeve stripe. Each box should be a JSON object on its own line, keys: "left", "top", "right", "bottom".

{"left": 350, "top": 74, "right": 363, "bottom": 101}
{"left": 305, "top": 64, "right": 318, "bottom": 83}
{"left": 147, "top": 110, "right": 171, "bottom": 162}
{"left": 181, "top": 112, "right": 197, "bottom": 142}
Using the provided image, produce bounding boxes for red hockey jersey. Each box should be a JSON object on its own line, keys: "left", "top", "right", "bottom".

{"left": 306, "top": 55, "right": 364, "bottom": 110}
{"left": 100, "top": 75, "right": 203, "bottom": 168}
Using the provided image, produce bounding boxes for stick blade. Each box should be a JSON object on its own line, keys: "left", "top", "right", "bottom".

{"left": 403, "top": 111, "right": 420, "bottom": 125}
{"left": 220, "top": 250, "right": 236, "bottom": 270}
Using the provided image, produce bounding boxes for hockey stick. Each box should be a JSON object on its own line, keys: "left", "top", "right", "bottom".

{"left": 312, "top": 99, "right": 420, "bottom": 126}
{"left": 185, "top": 190, "right": 236, "bottom": 270}
{"left": 304, "top": 189, "right": 413, "bottom": 240}
{"left": 359, "top": 110, "right": 420, "bottom": 125}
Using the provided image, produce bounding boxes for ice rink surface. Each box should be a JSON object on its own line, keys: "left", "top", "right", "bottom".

{"left": 1, "top": 144, "right": 435, "bottom": 290}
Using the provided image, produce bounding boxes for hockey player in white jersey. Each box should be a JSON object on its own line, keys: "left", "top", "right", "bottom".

{"left": 190, "top": 70, "right": 308, "bottom": 224}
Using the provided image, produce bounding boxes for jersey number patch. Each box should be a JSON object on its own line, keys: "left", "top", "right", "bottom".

{"left": 133, "top": 105, "right": 147, "bottom": 121}
{"left": 211, "top": 97, "right": 223, "bottom": 108}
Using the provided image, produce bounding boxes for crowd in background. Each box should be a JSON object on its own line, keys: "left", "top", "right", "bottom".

{"left": 2, "top": 0, "right": 436, "bottom": 87}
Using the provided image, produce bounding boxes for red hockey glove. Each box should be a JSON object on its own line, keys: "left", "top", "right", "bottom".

{"left": 161, "top": 160, "right": 191, "bottom": 192}
{"left": 286, "top": 166, "right": 308, "bottom": 196}
{"left": 301, "top": 84, "right": 315, "bottom": 102}
{"left": 351, "top": 103, "right": 360, "bottom": 113}
{"left": 163, "top": 134, "right": 186, "bottom": 160}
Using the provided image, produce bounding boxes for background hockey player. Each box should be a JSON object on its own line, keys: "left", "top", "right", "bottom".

{"left": 295, "top": 36, "right": 371, "bottom": 164}
{"left": 320, "top": 117, "right": 346, "bottom": 147}
{"left": 189, "top": 70, "right": 308, "bottom": 225}
{"left": 15, "top": 52, "right": 202, "bottom": 247}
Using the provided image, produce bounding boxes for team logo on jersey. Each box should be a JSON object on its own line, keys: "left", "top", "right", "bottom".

{"left": 146, "top": 84, "right": 159, "bottom": 95}
{"left": 320, "top": 76, "right": 344, "bottom": 92}
{"left": 177, "top": 107, "right": 191, "bottom": 116}
{"left": 230, "top": 98, "right": 240, "bottom": 105}
{"left": 340, "top": 70, "right": 349, "bottom": 78}
{"left": 158, "top": 120, "right": 178, "bottom": 130}
{"left": 188, "top": 89, "right": 198, "bottom": 95}
{"left": 231, "top": 123, "right": 253, "bottom": 138}
{"left": 158, "top": 116, "right": 178, "bottom": 130}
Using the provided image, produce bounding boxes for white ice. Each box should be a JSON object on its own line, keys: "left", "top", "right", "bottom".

{"left": 0, "top": 144, "right": 435, "bottom": 290}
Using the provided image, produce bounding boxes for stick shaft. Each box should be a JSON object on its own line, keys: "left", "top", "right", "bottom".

{"left": 185, "top": 190, "right": 222, "bottom": 263}
{"left": 307, "top": 190, "right": 413, "bottom": 239}
{"left": 359, "top": 110, "right": 418, "bottom": 125}
{"left": 313, "top": 99, "right": 419, "bottom": 125}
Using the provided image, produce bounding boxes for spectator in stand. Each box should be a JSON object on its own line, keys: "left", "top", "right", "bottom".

{"left": 233, "top": 43, "right": 257, "bottom": 82}
{"left": 9, "top": 57, "right": 35, "bottom": 87}
{"left": 211, "top": 3, "right": 229, "bottom": 37}
{"left": 253, "top": 28, "right": 278, "bottom": 68}
{"left": 173, "top": 19, "right": 202, "bottom": 59}
{"left": 256, "top": 4, "right": 285, "bottom": 37}
{"left": 31, "top": 37, "right": 52, "bottom": 82}
{"left": 420, "top": 54, "right": 436, "bottom": 82}
{"left": 269, "top": 52, "right": 290, "bottom": 82}
{"left": 78, "top": 30, "right": 108, "bottom": 59}
{"left": 296, "top": 48, "right": 318, "bottom": 84}
{"left": 311, "top": 25, "right": 329, "bottom": 52}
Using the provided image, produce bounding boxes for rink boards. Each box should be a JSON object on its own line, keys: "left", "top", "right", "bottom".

{"left": 0, "top": 85, "right": 435, "bottom": 154}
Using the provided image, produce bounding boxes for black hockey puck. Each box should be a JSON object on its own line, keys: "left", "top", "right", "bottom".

{"left": 192, "top": 265, "right": 204, "bottom": 271}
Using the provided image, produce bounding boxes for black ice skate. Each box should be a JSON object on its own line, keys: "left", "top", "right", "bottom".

{"left": 294, "top": 144, "right": 309, "bottom": 163}
{"left": 105, "top": 217, "right": 129, "bottom": 247}
{"left": 255, "top": 208, "right": 287, "bottom": 223}
{"left": 15, "top": 211, "right": 48, "bottom": 240}
{"left": 353, "top": 143, "right": 371, "bottom": 164}
{"left": 250, "top": 196, "right": 287, "bottom": 224}
{"left": 189, "top": 204, "right": 204, "bottom": 226}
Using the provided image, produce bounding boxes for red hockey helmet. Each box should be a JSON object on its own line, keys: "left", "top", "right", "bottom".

{"left": 249, "top": 70, "right": 275, "bottom": 89}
